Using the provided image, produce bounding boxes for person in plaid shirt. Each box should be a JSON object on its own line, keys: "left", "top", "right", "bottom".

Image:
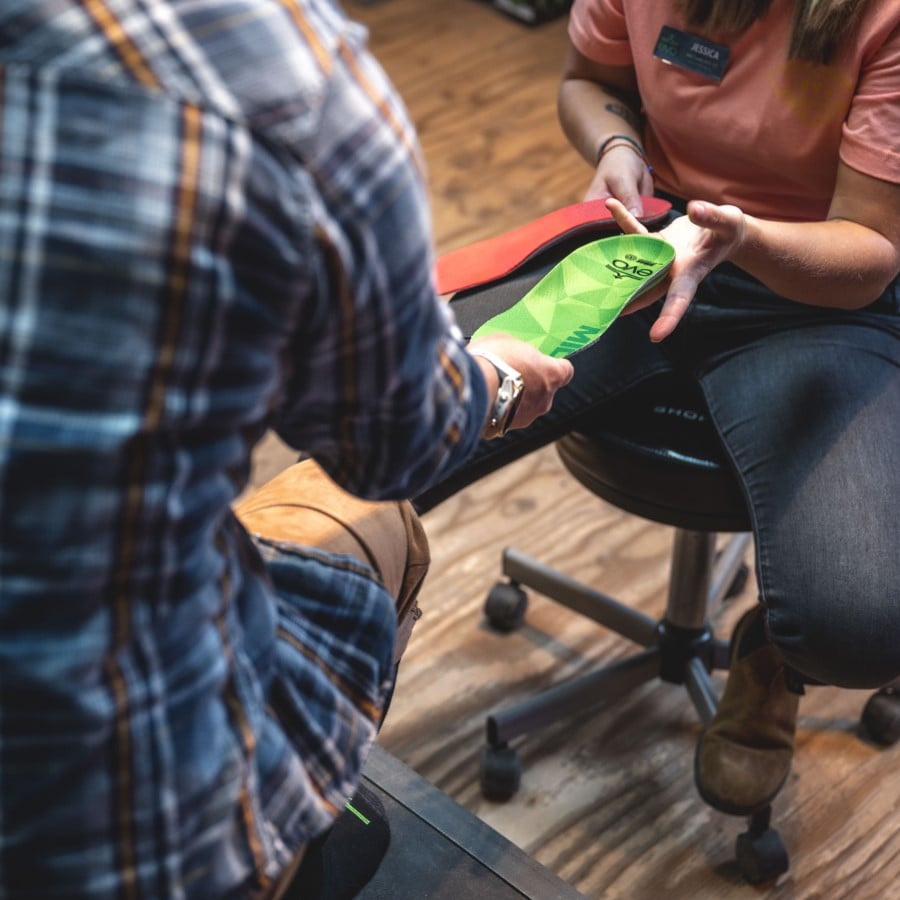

{"left": 0, "top": 0, "right": 573, "bottom": 896}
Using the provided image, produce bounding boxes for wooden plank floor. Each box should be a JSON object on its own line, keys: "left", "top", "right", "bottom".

{"left": 247, "top": 2, "right": 900, "bottom": 897}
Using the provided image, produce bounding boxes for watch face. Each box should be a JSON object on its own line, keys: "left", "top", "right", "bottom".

{"left": 470, "top": 349, "right": 523, "bottom": 439}
{"left": 495, "top": 372, "right": 524, "bottom": 437}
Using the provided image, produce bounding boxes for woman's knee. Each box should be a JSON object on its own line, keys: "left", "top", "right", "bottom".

{"left": 764, "top": 588, "right": 900, "bottom": 690}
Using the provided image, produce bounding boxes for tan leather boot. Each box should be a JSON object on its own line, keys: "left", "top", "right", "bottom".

{"left": 695, "top": 606, "right": 800, "bottom": 815}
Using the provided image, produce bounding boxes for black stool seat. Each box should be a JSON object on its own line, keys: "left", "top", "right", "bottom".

{"left": 558, "top": 374, "right": 749, "bottom": 532}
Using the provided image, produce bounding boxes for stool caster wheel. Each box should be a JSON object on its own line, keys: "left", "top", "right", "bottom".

{"left": 480, "top": 744, "right": 521, "bottom": 800}
{"left": 735, "top": 809, "right": 789, "bottom": 885}
{"left": 861, "top": 686, "right": 900, "bottom": 745}
{"left": 484, "top": 582, "right": 527, "bottom": 632}
{"left": 725, "top": 561, "right": 750, "bottom": 599}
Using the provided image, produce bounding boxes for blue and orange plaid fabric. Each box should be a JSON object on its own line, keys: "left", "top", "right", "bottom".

{"left": 0, "top": 1, "right": 485, "bottom": 895}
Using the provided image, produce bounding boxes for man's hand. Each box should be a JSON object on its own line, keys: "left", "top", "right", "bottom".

{"left": 467, "top": 334, "right": 574, "bottom": 433}
{"left": 607, "top": 197, "right": 746, "bottom": 342}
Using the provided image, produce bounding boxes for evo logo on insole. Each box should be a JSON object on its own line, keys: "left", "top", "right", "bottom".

{"left": 607, "top": 253, "right": 663, "bottom": 281}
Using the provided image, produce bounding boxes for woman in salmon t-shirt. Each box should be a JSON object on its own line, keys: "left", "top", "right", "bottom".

{"left": 416, "top": 0, "right": 900, "bottom": 820}
{"left": 555, "top": 0, "right": 900, "bottom": 816}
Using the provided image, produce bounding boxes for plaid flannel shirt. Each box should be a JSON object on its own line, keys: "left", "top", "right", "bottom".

{"left": 0, "top": 1, "right": 485, "bottom": 896}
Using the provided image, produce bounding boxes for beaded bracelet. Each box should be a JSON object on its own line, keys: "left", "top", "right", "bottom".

{"left": 595, "top": 133, "right": 652, "bottom": 172}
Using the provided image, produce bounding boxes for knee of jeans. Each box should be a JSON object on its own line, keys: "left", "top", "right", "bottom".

{"left": 766, "top": 598, "right": 899, "bottom": 690}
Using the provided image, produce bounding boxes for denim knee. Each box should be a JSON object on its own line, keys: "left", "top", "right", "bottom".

{"left": 763, "top": 590, "right": 900, "bottom": 691}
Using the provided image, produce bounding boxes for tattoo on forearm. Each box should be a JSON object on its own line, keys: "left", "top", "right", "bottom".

{"left": 605, "top": 101, "right": 641, "bottom": 132}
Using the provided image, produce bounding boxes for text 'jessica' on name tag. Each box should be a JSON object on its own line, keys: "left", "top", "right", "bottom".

{"left": 653, "top": 25, "right": 730, "bottom": 82}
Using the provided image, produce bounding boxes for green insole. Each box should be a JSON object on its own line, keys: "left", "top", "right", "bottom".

{"left": 470, "top": 233, "right": 675, "bottom": 358}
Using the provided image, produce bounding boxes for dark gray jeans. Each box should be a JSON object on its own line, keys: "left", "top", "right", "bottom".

{"left": 417, "top": 234, "right": 900, "bottom": 691}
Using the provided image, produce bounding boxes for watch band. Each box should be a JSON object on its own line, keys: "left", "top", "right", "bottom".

{"left": 469, "top": 348, "right": 525, "bottom": 440}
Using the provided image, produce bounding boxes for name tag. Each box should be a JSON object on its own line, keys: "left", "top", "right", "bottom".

{"left": 653, "top": 25, "right": 730, "bottom": 82}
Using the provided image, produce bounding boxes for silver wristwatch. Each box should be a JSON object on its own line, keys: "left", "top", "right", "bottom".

{"left": 470, "top": 349, "right": 525, "bottom": 440}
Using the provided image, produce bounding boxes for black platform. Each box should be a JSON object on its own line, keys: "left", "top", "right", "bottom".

{"left": 359, "top": 746, "right": 584, "bottom": 899}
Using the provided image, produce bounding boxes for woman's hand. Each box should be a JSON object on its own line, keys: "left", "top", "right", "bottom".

{"left": 586, "top": 144, "right": 655, "bottom": 216}
{"left": 607, "top": 197, "right": 746, "bottom": 342}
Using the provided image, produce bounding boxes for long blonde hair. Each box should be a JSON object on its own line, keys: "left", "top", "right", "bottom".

{"left": 675, "top": 0, "right": 870, "bottom": 63}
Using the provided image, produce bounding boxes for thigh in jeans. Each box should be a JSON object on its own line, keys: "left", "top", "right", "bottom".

{"left": 699, "top": 319, "right": 900, "bottom": 688}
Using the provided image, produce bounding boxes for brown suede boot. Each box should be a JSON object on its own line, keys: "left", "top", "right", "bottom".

{"left": 695, "top": 605, "right": 800, "bottom": 815}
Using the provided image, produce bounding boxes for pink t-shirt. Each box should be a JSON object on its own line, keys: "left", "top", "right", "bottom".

{"left": 569, "top": 0, "right": 900, "bottom": 220}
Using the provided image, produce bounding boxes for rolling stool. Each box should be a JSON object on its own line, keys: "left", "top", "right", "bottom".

{"left": 478, "top": 372, "right": 791, "bottom": 884}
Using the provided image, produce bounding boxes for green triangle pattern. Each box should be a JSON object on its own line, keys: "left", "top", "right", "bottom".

{"left": 471, "top": 234, "right": 675, "bottom": 358}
